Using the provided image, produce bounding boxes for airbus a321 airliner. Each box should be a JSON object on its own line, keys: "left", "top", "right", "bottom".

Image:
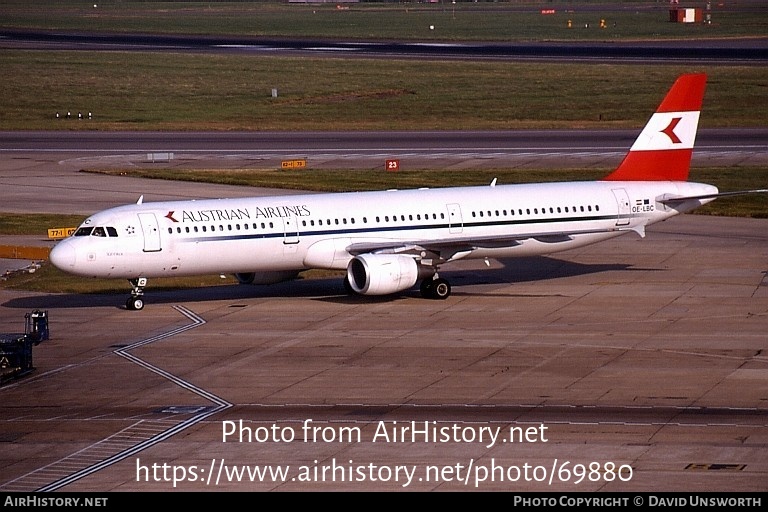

{"left": 49, "top": 73, "right": 761, "bottom": 310}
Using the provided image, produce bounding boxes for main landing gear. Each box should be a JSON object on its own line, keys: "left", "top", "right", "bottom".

{"left": 126, "top": 278, "right": 147, "bottom": 311}
{"left": 420, "top": 276, "right": 451, "bottom": 300}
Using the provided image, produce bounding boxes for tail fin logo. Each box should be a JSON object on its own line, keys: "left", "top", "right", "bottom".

{"left": 661, "top": 117, "right": 683, "bottom": 144}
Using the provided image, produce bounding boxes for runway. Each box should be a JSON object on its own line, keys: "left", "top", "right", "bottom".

{"left": 0, "top": 137, "right": 767, "bottom": 491}
{"left": 2, "top": 29, "right": 767, "bottom": 64}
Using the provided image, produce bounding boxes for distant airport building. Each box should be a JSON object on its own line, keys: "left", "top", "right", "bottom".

{"left": 669, "top": 7, "right": 703, "bottom": 23}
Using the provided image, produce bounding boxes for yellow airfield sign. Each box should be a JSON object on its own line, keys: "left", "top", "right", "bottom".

{"left": 281, "top": 159, "right": 307, "bottom": 169}
{"left": 47, "top": 227, "right": 76, "bottom": 240}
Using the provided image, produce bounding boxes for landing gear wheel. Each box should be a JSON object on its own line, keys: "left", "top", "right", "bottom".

{"left": 420, "top": 277, "right": 451, "bottom": 300}
{"left": 420, "top": 279, "right": 434, "bottom": 298}
{"left": 126, "top": 296, "right": 145, "bottom": 311}
{"left": 431, "top": 278, "right": 451, "bottom": 300}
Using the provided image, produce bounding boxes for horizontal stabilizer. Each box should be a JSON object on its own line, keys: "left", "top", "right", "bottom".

{"left": 659, "top": 189, "right": 768, "bottom": 205}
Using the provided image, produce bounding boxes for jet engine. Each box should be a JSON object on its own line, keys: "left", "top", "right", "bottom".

{"left": 346, "top": 254, "right": 420, "bottom": 296}
{"left": 234, "top": 271, "right": 300, "bottom": 285}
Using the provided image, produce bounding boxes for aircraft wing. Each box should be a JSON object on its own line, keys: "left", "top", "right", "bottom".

{"left": 346, "top": 224, "right": 641, "bottom": 263}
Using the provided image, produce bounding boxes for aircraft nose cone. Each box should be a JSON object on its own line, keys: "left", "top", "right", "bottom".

{"left": 49, "top": 241, "right": 75, "bottom": 270}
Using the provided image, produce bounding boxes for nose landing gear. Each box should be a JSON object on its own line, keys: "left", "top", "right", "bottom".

{"left": 126, "top": 278, "right": 147, "bottom": 310}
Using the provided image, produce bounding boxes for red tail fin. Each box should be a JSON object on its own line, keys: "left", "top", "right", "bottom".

{"left": 603, "top": 73, "right": 707, "bottom": 182}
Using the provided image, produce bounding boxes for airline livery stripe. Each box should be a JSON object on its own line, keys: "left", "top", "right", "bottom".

{"left": 177, "top": 214, "right": 622, "bottom": 244}
{"left": 629, "top": 112, "right": 699, "bottom": 151}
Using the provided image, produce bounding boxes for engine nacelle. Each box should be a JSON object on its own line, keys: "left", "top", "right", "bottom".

{"left": 346, "top": 254, "right": 419, "bottom": 296}
{"left": 234, "top": 271, "right": 300, "bottom": 285}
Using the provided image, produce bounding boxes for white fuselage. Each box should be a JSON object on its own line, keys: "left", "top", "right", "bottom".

{"left": 50, "top": 179, "right": 717, "bottom": 280}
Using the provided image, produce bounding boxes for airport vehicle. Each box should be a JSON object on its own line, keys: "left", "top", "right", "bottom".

{"left": 49, "top": 73, "right": 759, "bottom": 310}
{"left": 1, "top": 310, "right": 49, "bottom": 383}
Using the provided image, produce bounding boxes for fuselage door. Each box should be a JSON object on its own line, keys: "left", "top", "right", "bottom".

{"left": 283, "top": 216, "right": 299, "bottom": 245}
{"left": 611, "top": 188, "right": 631, "bottom": 227}
{"left": 447, "top": 203, "right": 463, "bottom": 234}
{"left": 138, "top": 213, "right": 162, "bottom": 252}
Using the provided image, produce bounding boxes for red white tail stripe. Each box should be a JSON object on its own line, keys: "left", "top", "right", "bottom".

{"left": 629, "top": 110, "right": 700, "bottom": 151}
{"left": 604, "top": 73, "right": 706, "bottom": 182}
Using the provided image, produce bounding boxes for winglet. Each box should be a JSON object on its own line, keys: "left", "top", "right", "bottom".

{"left": 603, "top": 73, "right": 707, "bottom": 182}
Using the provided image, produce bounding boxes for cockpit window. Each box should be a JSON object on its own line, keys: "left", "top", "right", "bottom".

{"left": 74, "top": 226, "right": 118, "bottom": 237}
